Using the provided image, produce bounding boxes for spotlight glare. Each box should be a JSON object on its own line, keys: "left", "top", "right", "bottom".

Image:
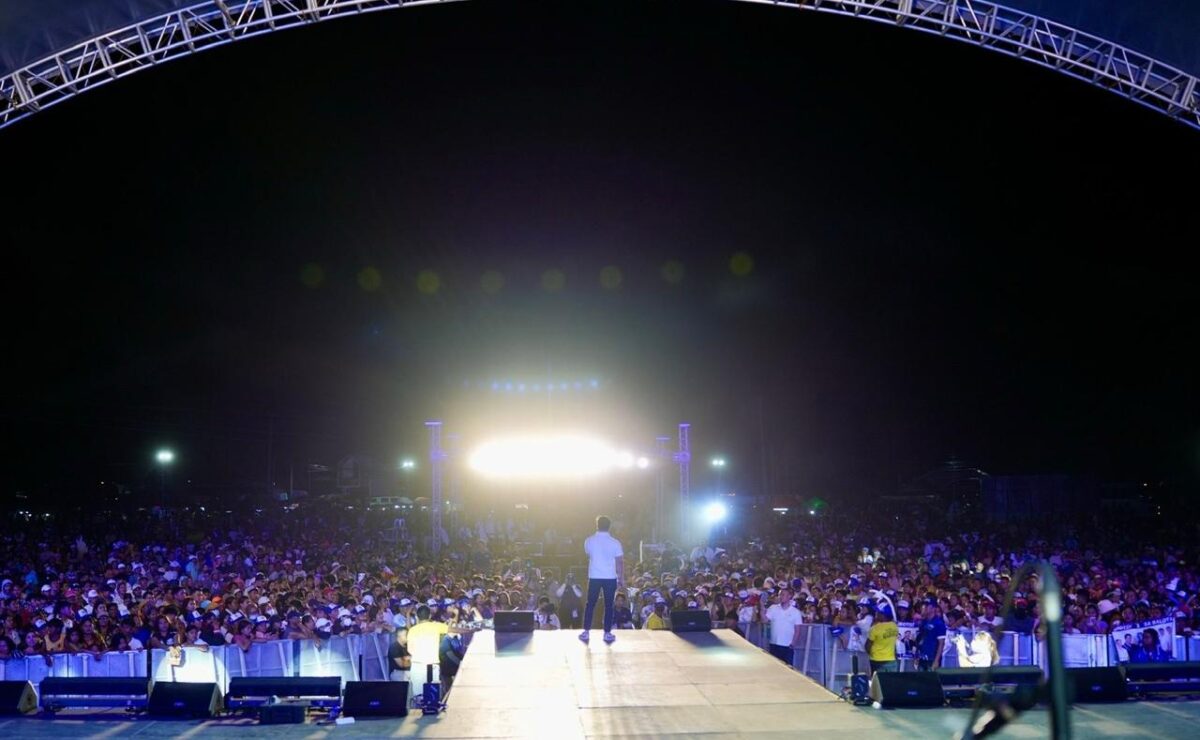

{"left": 617, "top": 452, "right": 635, "bottom": 469}
{"left": 636, "top": 456, "right": 650, "bottom": 469}
{"left": 469, "top": 435, "right": 625, "bottom": 480}
{"left": 156, "top": 449, "right": 175, "bottom": 464}
{"left": 703, "top": 502, "right": 727, "bottom": 523}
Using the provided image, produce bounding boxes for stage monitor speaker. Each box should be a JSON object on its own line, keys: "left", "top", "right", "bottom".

{"left": 148, "top": 681, "right": 222, "bottom": 718}
{"left": 493, "top": 610, "right": 535, "bottom": 633}
{"left": 259, "top": 702, "right": 307, "bottom": 724}
{"left": 1066, "top": 667, "right": 1127, "bottom": 702}
{"left": 1125, "top": 662, "right": 1200, "bottom": 694}
{"left": 670, "top": 610, "right": 713, "bottom": 633}
{"left": 343, "top": 681, "right": 409, "bottom": 717}
{"left": 870, "top": 672, "right": 946, "bottom": 707}
{"left": 0, "top": 681, "right": 37, "bottom": 715}
{"left": 39, "top": 677, "right": 150, "bottom": 711}
{"left": 226, "top": 676, "right": 342, "bottom": 708}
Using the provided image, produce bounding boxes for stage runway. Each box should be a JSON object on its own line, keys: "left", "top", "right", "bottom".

{"left": 4, "top": 629, "right": 1198, "bottom": 738}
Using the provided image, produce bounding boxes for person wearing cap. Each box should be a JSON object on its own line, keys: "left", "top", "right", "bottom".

{"left": 645, "top": 599, "right": 670, "bottom": 630}
{"left": 865, "top": 605, "right": 899, "bottom": 675}
{"left": 913, "top": 601, "right": 947, "bottom": 671}
{"left": 579, "top": 515, "right": 624, "bottom": 644}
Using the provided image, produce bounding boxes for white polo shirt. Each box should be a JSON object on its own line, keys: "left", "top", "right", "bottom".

{"left": 764, "top": 604, "right": 803, "bottom": 647}
{"left": 584, "top": 531, "right": 623, "bottom": 579}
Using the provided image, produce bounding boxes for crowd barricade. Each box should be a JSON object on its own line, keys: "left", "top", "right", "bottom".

{"left": 764, "top": 624, "right": 1134, "bottom": 691}
{"left": 359, "top": 632, "right": 393, "bottom": 681}
{"left": 0, "top": 650, "right": 148, "bottom": 701}
{"left": 296, "top": 635, "right": 359, "bottom": 685}
{"left": 791, "top": 624, "right": 830, "bottom": 688}
{"left": 150, "top": 645, "right": 229, "bottom": 688}
{"left": 937, "top": 629, "right": 1038, "bottom": 668}
{"left": 1172, "top": 635, "right": 1200, "bottom": 662}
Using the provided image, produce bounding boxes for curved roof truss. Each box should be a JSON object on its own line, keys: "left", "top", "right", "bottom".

{"left": 1, "top": 0, "right": 1197, "bottom": 132}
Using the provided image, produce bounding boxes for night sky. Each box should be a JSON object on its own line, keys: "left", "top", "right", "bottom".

{"left": 3, "top": 0, "right": 1198, "bottom": 503}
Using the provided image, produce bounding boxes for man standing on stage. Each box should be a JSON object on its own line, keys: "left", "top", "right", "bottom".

{"left": 580, "top": 515, "right": 624, "bottom": 644}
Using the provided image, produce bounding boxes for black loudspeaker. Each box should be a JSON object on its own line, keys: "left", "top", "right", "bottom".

{"left": 870, "top": 672, "right": 946, "bottom": 707}
{"left": 343, "top": 681, "right": 409, "bottom": 717}
{"left": 1125, "top": 661, "right": 1200, "bottom": 695}
{"left": 258, "top": 703, "right": 307, "bottom": 724}
{"left": 226, "top": 676, "right": 342, "bottom": 708}
{"left": 0, "top": 681, "right": 37, "bottom": 715}
{"left": 937, "top": 666, "right": 1044, "bottom": 699}
{"left": 670, "top": 610, "right": 713, "bottom": 633}
{"left": 39, "top": 677, "right": 150, "bottom": 711}
{"left": 493, "top": 610, "right": 536, "bottom": 633}
{"left": 148, "top": 682, "right": 222, "bottom": 717}
{"left": 1066, "top": 667, "right": 1128, "bottom": 702}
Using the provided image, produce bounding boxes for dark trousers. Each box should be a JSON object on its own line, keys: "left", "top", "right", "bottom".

{"left": 769, "top": 643, "right": 794, "bottom": 666}
{"left": 583, "top": 578, "right": 617, "bottom": 633}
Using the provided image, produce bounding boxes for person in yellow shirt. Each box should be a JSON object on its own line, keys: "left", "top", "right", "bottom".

{"left": 644, "top": 601, "right": 670, "bottom": 630}
{"left": 865, "top": 605, "right": 899, "bottom": 674}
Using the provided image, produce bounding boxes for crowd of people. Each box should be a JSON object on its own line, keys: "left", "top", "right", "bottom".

{"left": 1, "top": 502, "right": 1197, "bottom": 676}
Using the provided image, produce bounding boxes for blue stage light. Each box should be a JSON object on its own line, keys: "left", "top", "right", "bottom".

{"left": 491, "top": 382, "right": 499, "bottom": 391}
{"left": 560, "top": 383, "right": 568, "bottom": 391}
{"left": 505, "top": 383, "right": 513, "bottom": 392}
{"left": 518, "top": 384, "right": 526, "bottom": 392}
{"left": 589, "top": 379, "right": 599, "bottom": 388}
{"left": 574, "top": 381, "right": 583, "bottom": 389}
{"left": 532, "top": 384, "right": 540, "bottom": 391}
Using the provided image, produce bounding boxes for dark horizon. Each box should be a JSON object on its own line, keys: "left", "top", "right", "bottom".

{"left": 4, "top": 0, "right": 1199, "bottom": 505}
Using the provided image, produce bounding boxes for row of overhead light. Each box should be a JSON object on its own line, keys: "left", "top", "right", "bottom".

{"left": 464, "top": 379, "right": 603, "bottom": 393}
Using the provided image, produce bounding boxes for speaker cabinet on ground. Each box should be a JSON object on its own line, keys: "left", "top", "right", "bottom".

{"left": 258, "top": 702, "right": 307, "bottom": 724}
{"left": 493, "top": 611, "right": 536, "bottom": 633}
{"left": 39, "top": 677, "right": 150, "bottom": 711}
{"left": 869, "top": 672, "right": 946, "bottom": 707}
{"left": 937, "top": 666, "right": 1044, "bottom": 699}
{"left": 0, "top": 681, "right": 37, "bottom": 715}
{"left": 1066, "top": 667, "right": 1127, "bottom": 702}
{"left": 670, "top": 610, "right": 713, "bottom": 633}
{"left": 1124, "top": 661, "right": 1200, "bottom": 694}
{"left": 148, "top": 682, "right": 222, "bottom": 718}
{"left": 343, "top": 681, "right": 409, "bottom": 717}
{"left": 226, "top": 676, "right": 342, "bottom": 708}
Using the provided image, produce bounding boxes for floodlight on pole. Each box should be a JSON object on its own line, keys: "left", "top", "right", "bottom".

{"left": 154, "top": 448, "right": 174, "bottom": 508}
{"left": 400, "top": 459, "right": 416, "bottom": 470}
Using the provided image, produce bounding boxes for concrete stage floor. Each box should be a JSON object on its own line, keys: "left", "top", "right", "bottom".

{"left": 3, "top": 629, "right": 1198, "bottom": 738}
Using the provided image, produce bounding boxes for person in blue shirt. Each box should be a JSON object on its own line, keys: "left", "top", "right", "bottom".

{"left": 913, "top": 600, "right": 947, "bottom": 670}
{"left": 1128, "top": 628, "right": 1171, "bottom": 663}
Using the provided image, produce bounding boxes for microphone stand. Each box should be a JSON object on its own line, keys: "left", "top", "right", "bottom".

{"left": 958, "top": 560, "right": 1070, "bottom": 740}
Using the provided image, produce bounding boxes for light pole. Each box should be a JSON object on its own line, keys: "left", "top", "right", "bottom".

{"left": 155, "top": 448, "right": 175, "bottom": 508}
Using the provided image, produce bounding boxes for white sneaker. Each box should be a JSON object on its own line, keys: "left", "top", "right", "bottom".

{"left": 603, "top": 632, "right": 615, "bottom": 643}
{"left": 578, "top": 631, "right": 590, "bottom": 642}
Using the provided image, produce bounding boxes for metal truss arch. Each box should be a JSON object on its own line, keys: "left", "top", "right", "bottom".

{"left": 1, "top": 0, "right": 1197, "bottom": 131}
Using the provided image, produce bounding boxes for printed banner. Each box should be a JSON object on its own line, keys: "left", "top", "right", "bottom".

{"left": 1112, "top": 617, "right": 1175, "bottom": 663}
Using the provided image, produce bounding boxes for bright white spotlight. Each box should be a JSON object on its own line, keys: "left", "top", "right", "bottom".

{"left": 617, "top": 452, "right": 635, "bottom": 469}
{"left": 468, "top": 435, "right": 623, "bottom": 480}
{"left": 156, "top": 449, "right": 175, "bottom": 464}
{"left": 703, "top": 502, "right": 727, "bottom": 523}
{"left": 636, "top": 456, "right": 650, "bottom": 469}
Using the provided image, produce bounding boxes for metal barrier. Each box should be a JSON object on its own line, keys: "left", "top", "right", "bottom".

{"left": 0, "top": 650, "right": 148, "bottom": 701}
{"left": 766, "top": 624, "right": 1129, "bottom": 692}
{"left": 5, "top": 626, "right": 1188, "bottom": 702}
